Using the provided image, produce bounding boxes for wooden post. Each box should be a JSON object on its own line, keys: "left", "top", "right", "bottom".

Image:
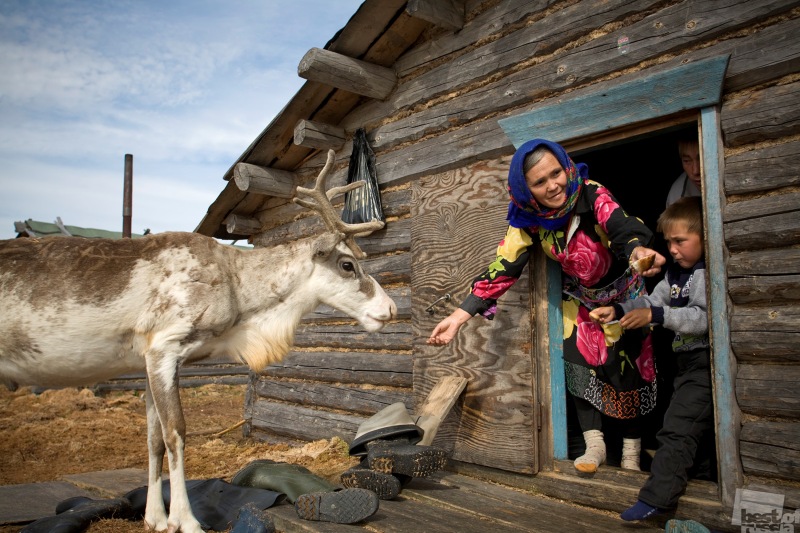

{"left": 298, "top": 48, "right": 397, "bottom": 100}
{"left": 224, "top": 214, "right": 262, "bottom": 235}
{"left": 233, "top": 163, "right": 297, "bottom": 198}
{"left": 406, "top": 0, "right": 464, "bottom": 31}
{"left": 123, "top": 154, "right": 133, "bottom": 238}
{"left": 294, "top": 120, "right": 346, "bottom": 150}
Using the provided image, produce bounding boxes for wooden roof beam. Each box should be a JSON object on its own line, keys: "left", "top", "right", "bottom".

{"left": 294, "top": 119, "right": 346, "bottom": 150}
{"left": 298, "top": 47, "right": 397, "bottom": 100}
{"left": 406, "top": 0, "right": 464, "bottom": 31}
{"left": 223, "top": 213, "right": 262, "bottom": 236}
{"left": 233, "top": 163, "right": 297, "bottom": 198}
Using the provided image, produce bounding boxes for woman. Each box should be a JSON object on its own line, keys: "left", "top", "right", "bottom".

{"left": 428, "top": 139, "right": 666, "bottom": 473}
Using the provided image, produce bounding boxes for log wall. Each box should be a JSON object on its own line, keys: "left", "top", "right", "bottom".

{"left": 243, "top": 0, "right": 800, "bottom": 504}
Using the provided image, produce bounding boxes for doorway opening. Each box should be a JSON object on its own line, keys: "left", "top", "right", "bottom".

{"left": 558, "top": 123, "right": 718, "bottom": 482}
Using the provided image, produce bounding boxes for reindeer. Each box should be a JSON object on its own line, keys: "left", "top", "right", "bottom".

{"left": 0, "top": 149, "right": 396, "bottom": 533}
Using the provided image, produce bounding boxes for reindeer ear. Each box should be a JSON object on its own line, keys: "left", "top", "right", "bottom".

{"left": 312, "top": 232, "right": 344, "bottom": 259}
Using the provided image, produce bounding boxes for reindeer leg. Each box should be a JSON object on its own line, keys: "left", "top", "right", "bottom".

{"left": 145, "top": 354, "right": 204, "bottom": 533}
{"left": 144, "top": 378, "right": 169, "bottom": 532}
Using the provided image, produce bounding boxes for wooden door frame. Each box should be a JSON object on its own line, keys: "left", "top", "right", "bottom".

{"left": 499, "top": 54, "right": 742, "bottom": 507}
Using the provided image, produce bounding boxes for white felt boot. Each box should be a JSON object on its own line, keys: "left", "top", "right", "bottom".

{"left": 574, "top": 430, "right": 606, "bottom": 473}
{"left": 621, "top": 438, "right": 641, "bottom": 471}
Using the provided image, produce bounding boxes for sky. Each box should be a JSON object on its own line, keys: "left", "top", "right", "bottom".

{"left": 0, "top": 0, "right": 364, "bottom": 241}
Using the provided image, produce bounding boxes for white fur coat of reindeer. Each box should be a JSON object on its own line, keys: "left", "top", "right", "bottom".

{"left": 0, "top": 150, "right": 396, "bottom": 533}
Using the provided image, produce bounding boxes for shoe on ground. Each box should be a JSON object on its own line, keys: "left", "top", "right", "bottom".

{"left": 230, "top": 502, "right": 276, "bottom": 533}
{"left": 294, "top": 488, "right": 379, "bottom": 524}
{"left": 366, "top": 440, "right": 448, "bottom": 477}
{"left": 341, "top": 463, "right": 402, "bottom": 500}
{"left": 620, "top": 500, "right": 663, "bottom": 521}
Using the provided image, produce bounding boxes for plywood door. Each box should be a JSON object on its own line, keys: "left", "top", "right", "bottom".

{"left": 411, "top": 158, "right": 538, "bottom": 474}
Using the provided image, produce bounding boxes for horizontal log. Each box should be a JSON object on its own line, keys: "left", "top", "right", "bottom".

{"left": 252, "top": 214, "right": 411, "bottom": 255}
{"left": 260, "top": 350, "right": 413, "bottom": 387}
{"left": 731, "top": 304, "right": 800, "bottom": 333}
{"left": 745, "top": 480, "right": 800, "bottom": 512}
{"left": 728, "top": 275, "right": 800, "bottom": 305}
{"left": 406, "top": 0, "right": 464, "bottom": 31}
{"left": 741, "top": 420, "right": 800, "bottom": 481}
{"left": 224, "top": 213, "right": 262, "bottom": 235}
{"left": 725, "top": 190, "right": 800, "bottom": 223}
{"left": 298, "top": 47, "right": 397, "bottom": 100}
{"left": 724, "top": 141, "right": 800, "bottom": 196}
{"left": 725, "top": 210, "right": 800, "bottom": 251}
{"left": 362, "top": 252, "right": 411, "bottom": 285}
{"left": 723, "top": 13, "right": 800, "bottom": 93}
{"left": 348, "top": 0, "right": 793, "bottom": 157}
{"left": 95, "top": 375, "right": 248, "bottom": 392}
{"left": 293, "top": 321, "right": 412, "bottom": 351}
{"left": 234, "top": 163, "right": 297, "bottom": 198}
{"left": 728, "top": 248, "right": 800, "bottom": 277}
{"left": 736, "top": 363, "right": 800, "bottom": 418}
{"left": 353, "top": 218, "right": 411, "bottom": 255}
{"left": 293, "top": 119, "right": 346, "bottom": 150}
{"left": 732, "top": 331, "right": 800, "bottom": 362}
{"left": 112, "top": 364, "right": 249, "bottom": 381}
{"left": 252, "top": 379, "right": 412, "bottom": 416}
{"left": 721, "top": 79, "right": 800, "bottom": 148}
{"left": 250, "top": 186, "right": 410, "bottom": 240}
{"left": 304, "top": 286, "right": 411, "bottom": 321}
{"left": 248, "top": 398, "right": 365, "bottom": 443}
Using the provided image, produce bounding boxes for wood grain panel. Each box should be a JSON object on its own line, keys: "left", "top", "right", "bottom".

{"left": 411, "top": 158, "right": 536, "bottom": 473}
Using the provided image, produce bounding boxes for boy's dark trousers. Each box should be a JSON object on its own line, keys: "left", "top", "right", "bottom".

{"left": 638, "top": 349, "right": 714, "bottom": 509}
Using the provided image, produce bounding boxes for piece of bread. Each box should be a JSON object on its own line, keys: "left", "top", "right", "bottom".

{"left": 630, "top": 254, "right": 655, "bottom": 273}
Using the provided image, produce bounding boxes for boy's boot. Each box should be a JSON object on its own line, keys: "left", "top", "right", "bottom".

{"left": 574, "top": 429, "right": 606, "bottom": 473}
{"left": 621, "top": 438, "right": 641, "bottom": 471}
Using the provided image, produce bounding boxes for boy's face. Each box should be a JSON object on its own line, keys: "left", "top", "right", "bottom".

{"left": 664, "top": 221, "right": 703, "bottom": 269}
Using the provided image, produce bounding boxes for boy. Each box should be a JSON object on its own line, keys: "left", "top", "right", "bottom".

{"left": 589, "top": 196, "right": 712, "bottom": 520}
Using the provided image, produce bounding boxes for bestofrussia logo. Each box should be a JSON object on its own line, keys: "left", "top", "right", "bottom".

{"left": 733, "top": 489, "right": 800, "bottom": 532}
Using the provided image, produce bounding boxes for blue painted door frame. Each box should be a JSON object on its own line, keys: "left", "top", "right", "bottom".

{"left": 498, "top": 55, "right": 740, "bottom": 505}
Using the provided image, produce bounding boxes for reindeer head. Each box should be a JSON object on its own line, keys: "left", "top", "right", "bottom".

{"left": 292, "top": 149, "right": 384, "bottom": 259}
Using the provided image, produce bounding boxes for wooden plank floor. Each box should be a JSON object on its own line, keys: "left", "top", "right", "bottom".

{"left": 267, "top": 471, "right": 664, "bottom": 532}
{"left": 1, "top": 468, "right": 670, "bottom": 532}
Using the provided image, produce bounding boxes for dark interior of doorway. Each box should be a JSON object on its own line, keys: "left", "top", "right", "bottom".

{"left": 564, "top": 124, "right": 717, "bottom": 481}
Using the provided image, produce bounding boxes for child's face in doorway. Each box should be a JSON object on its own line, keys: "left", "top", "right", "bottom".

{"left": 663, "top": 221, "right": 703, "bottom": 269}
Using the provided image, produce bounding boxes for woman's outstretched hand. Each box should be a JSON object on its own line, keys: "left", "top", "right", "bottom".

{"left": 427, "top": 308, "right": 472, "bottom": 345}
{"left": 631, "top": 246, "right": 667, "bottom": 277}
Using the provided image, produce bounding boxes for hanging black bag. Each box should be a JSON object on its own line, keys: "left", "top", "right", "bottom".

{"left": 342, "top": 128, "right": 385, "bottom": 224}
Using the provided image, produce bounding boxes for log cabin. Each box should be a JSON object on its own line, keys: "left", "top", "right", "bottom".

{"left": 195, "top": 1, "right": 800, "bottom": 530}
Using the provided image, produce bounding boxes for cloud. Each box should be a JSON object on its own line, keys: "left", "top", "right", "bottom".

{"left": 0, "top": 0, "right": 363, "bottom": 239}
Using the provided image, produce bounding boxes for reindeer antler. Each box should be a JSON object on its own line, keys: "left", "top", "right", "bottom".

{"left": 293, "top": 149, "right": 385, "bottom": 259}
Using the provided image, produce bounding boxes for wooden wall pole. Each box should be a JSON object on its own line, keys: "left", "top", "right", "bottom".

{"left": 123, "top": 154, "right": 133, "bottom": 238}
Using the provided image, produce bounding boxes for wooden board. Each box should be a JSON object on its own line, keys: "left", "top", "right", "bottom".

{"left": 411, "top": 159, "right": 536, "bottom": 474}
{"left": 416, "top": 376, "right": 469, "bottom": 446}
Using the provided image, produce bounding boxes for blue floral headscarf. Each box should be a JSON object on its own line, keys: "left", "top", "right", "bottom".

{"left": 506, "top": 139, "right": 587, "bottom": 230}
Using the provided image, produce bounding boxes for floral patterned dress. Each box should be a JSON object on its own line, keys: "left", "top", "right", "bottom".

{"left": 460, "top": 180, "right": 657, "bottom": 420}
